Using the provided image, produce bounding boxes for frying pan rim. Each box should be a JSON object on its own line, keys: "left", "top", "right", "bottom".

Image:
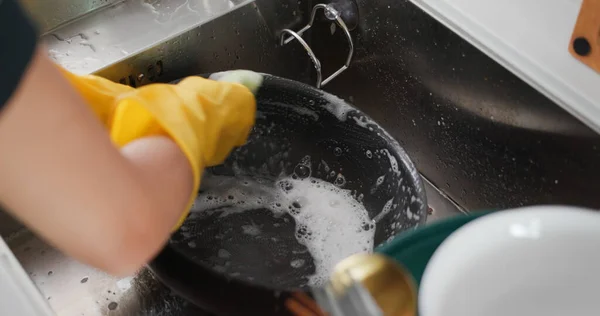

{"left": 148, "top": 73, "right": 428, "bottom": 314}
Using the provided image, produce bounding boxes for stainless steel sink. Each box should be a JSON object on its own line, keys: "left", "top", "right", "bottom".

{"left": 3, "top": 0, "right": 599, "bottom": 315}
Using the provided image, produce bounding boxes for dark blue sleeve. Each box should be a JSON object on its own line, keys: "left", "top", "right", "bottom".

{"left": 0, "top": 0, "right": 38, "bottom": 108}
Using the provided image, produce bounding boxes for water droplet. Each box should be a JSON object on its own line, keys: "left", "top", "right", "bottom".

{"left": 294, "top": 164, "right": 311, "bottom": 179}
{"left": 333, "top": 147, "right": 342, "bottom": 156}
{"left": 334, "top": 174, "right": 346, "bottom": 186}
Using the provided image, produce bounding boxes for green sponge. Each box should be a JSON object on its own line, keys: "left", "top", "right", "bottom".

{"left": 210, "top": 70, "right": 264, "bottom": 95}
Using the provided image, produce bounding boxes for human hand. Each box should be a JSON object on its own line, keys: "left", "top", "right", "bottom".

{"left": 61, "top": 69, "right": 261, "bottom": 229}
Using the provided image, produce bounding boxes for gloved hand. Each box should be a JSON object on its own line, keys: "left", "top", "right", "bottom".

{"left": 59, "top": 67, "right": 263, "bottom": 229}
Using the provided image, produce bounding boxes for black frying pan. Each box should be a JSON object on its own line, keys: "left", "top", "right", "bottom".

{"left": 148, "top": 74, "right": 427, "bottom": 315}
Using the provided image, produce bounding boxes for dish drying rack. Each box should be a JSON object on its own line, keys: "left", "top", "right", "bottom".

{"left": 280, "top": 2, "right": 356, "bottom": 89}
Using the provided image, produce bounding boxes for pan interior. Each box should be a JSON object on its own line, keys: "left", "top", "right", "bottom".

{"left": 168, "top": 76, "right": 426, "bottom": 291}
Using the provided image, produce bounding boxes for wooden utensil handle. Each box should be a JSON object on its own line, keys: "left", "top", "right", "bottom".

{"left": 570, "top": 0, "right": 600, "bottom": 73}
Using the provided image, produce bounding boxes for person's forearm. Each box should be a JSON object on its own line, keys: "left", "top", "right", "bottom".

{"left": 0, "top": 48, "right": 193, "bottom": 275}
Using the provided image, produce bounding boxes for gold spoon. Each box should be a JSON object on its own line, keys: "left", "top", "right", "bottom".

{"left": 312, "top": 253, "right": 417, "bottom": 316}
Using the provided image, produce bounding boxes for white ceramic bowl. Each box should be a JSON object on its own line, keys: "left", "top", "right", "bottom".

{"left": 419, "top": 205, "right": 600, "bottom": 316}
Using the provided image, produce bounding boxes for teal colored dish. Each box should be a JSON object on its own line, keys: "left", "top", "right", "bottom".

{"left": 375, "top": 211, "right": 491, "bottom": 287}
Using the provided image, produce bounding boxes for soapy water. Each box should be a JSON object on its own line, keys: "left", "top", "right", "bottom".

{"left": 186, "top": 173, "right": 375, "bottom": 287}
{"left": 168, "top": 87, "right": 424, "bottom": 288}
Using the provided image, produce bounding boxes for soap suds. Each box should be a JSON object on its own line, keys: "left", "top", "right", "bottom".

{"left": 372, "top": 198, "right": 395, "bottom": 223}
{"left": 352, "top": 115, "right": 371, "bottom": 128}
{"left": 321, "top": 93, "right": 353, "bottom": 121}
{"left": 380, "top": 149, "right": 400, "bottom": 175}
{"left": 376, "top": 175, "right": 385, "bottom": 187}
{"left": 190, "top": 173, "right": 374, "bottom": 286}
{"left": 291, "top": 259, "right": 306, "bottom": 268}
{"left": 241, "top": 224, "right": 261, "bottom": 236}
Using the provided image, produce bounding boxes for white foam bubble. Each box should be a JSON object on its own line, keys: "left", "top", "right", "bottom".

{"left": 376, "top": 175, "right": 385, "bottom": 186}
{"left": 352, "top": 115, "right": 372, "bottom": 128}
{"left": 291, "top": 259, "right": 306, "bottom": 268}
{"left": 371, "top": 175, "right": 386, "bottom": 194}
{"left": 321, "top": 93, "right": 353, "bottom": 121}
{"left": 242, "top": 224, "right": 261, "bottom": 236}
{"left": 321, "top": 160, "right": 331, "bottom": 172}
{"left": 380, "top": 149, "right": 400, "bottom": 175}
{"left": 372, "top": 198, "right": 395, "bottom": 223}
{"left": 277, "top": 177, "right": 373, "bottom": 285}
{"left": 190, "top": 175, "right": 374, "bottom": 286}
{"left": 333, "top": 173, "right": 346, "bottom": 187}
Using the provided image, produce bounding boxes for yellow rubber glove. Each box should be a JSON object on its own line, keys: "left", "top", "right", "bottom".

{"left": 59, "top": 68, "right": 261, "bottom": 229}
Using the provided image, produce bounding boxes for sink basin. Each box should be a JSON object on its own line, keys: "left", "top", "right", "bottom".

{"left": 3, "top": 0, "right": 600, "bottom": 315}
